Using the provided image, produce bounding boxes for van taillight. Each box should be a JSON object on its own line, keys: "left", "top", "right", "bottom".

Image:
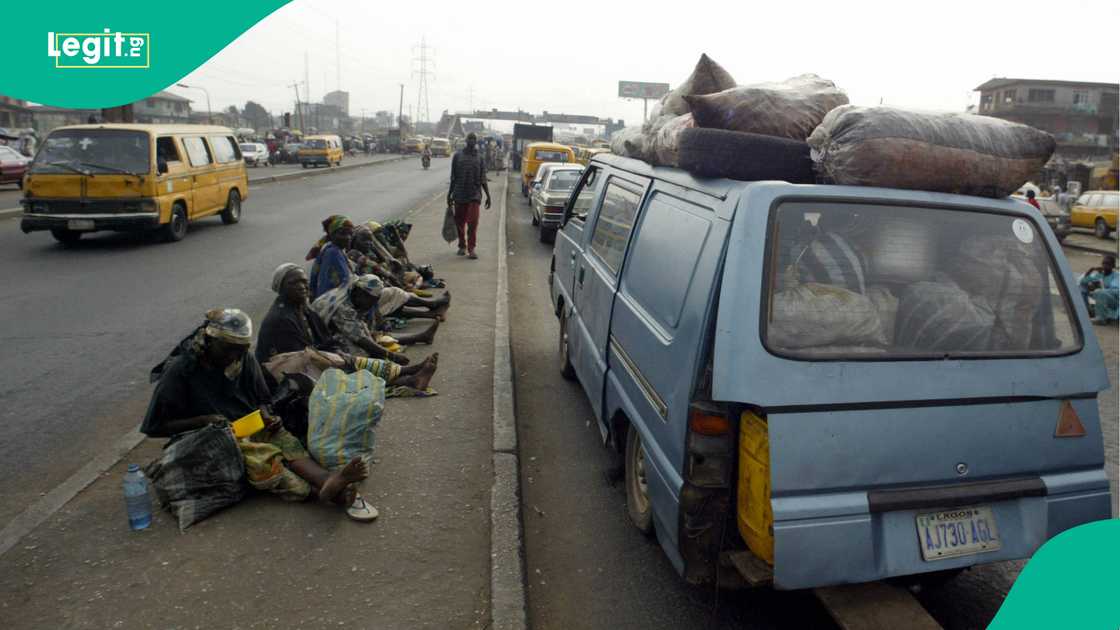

{"left": 686, "top": 403, "right": 733, "bottom": 488}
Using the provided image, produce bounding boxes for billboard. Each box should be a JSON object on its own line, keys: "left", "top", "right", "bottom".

{"left": 618, "top": 81, "right": 670, "bottom": 100}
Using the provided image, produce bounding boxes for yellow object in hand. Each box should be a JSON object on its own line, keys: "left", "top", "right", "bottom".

{"left": 231, "top": 410, "right": 264, "bottom": 438}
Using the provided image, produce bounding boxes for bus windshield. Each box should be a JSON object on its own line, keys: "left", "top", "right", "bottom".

{"left": 32, "top": 129, "right": 150, "bottom": 175}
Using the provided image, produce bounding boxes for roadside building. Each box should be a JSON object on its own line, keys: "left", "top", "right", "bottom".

{"left": 0, "top": 95, "right": 34, "bottom": 128}
{"left": 132, "top": 90, "right": 192, "bottom": 124}
{"left": 324, "top": 90, "right": 350, "bottom": 117}
{"left": 29, "top": 105, "right": 100, "bottom": 134}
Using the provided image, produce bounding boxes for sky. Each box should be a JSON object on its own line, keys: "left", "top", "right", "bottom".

{"left": 172, "top": 0, "right": 1119, "bottom": 127}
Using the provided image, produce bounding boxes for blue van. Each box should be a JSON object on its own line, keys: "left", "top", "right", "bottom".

{"left": 548, "top": 153, "right": 1112, "bottom": 590}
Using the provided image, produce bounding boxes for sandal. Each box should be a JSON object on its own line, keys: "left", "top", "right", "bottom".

{"left": 346, "top": 493, "right": 379, "bottom": 522}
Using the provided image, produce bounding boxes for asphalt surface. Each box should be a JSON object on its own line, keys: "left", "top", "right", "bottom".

{"left": 506, "top": 171, "right": 1119, "bottom": 630}
{"left": 0, "top": 156, "right": 441, "bottom": 529}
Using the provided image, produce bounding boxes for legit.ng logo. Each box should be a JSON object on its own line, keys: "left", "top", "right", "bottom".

{"left": 47, "top": 29, "right": 150, "bottom": 69}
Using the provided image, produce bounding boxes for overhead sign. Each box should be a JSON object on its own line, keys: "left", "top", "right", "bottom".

{"left": 618, "top": 81, "right": 669, "bottom": 100}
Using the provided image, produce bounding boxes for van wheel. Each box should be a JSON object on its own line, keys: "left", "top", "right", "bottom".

{"left": 559, "top": 310, "right": 576, "bottom": 381}
{"left": 50, "top": 228, "right": 82, "bottom": 246}
{"left": 539, "top": 226, "right": 556, "bottom": 244}
{"left": 531, "top": 211, "right": 539, "bottom": 226}
{"left": 625, "top": 424, "right": 655, "bottom": 536}
{"left": 1095, "top": 218, "right": 1110, "bottom": 239}
{"left": 221, "top": 190, "right": 242, "bottom": 225}
{"left": 162, "top": 204, "right": 188, "bottom": 242}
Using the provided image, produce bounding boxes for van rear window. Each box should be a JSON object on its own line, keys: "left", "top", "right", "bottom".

{"left": 763, "top": 202, "right": 1080, "bottom": 360}
{"left": 535, "top": 150, "right": 568, "bottom": 162}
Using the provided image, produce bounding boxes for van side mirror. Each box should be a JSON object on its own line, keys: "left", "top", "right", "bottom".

{"left": 157, "top": 159, "right": 169, "bottom": 175}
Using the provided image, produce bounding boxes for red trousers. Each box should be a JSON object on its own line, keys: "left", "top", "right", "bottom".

{"left": 454, "top": 202, "right": 481, "bottom": 252}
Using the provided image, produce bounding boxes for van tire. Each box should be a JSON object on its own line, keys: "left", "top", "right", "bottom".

{"left": 162, "top": 204, "right": 188, "bottom": 242}
{"left": 559, "top": 310, "right": 576, "bottom": 381}
{"left": 539, "top": 226, "right": 556, "bottom": 244}
{"left": 625, "top": 424, "right": 655, "bottom": 536}
{"left": 50, "top": 228, "right": 82, "bottom": 246}
{"left": 531, "top": 212, "right": 539, "bottom": 226}
{"left": 221, "top": 190, "right": 242, "bottom": 225}
{"left": 678, "top": 128, "right": 816, "bottom": 183}
{"left": 1095, "top": 218, "right": 1110, "bottom": 239}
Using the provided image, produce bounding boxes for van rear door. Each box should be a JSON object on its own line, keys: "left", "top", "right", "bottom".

{"left": 712, "top": 183, "right": 1111, "bottom": 589}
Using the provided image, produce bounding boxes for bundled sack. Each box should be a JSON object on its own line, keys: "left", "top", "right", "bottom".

{"left": 441, "top": 204, "right": 458, "bottom": 243}
{"left": 894, "top": 277, "right": 996, "bottom": 352}
{"left": 808, "top": 106, "right": 1056, "bottom": 198}
{"left": 677, "top": 128, "right": 815, "bottom": 183}
{"left": 660, "top": 53, "right": 737, "bottom": 117}
{"left": 307, "top": 367, "right": 385, "bottom": 471}
{"left": 949, "top": 234, "right": 1045, "bottom": 350}
{"left": 768, "top": 282, "right": 888, "bottom": 350}
{"left": 610, "top": 126, "right": 648, "bottom": 160}
{"left": 144, "top": 424, "right": 247, "bottom": 531}
{"left": 646, "top": 114, "right": 695, "bottom": 167}
{"left": 685, "top": 74, "right": 849, "bottom": 140}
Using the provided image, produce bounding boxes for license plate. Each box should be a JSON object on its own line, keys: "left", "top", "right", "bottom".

{"left": 916, "top": 506, "right": 1001, "bottom": 561}
{"left": 67, "top": 219, "right": 94, "bottom": 231}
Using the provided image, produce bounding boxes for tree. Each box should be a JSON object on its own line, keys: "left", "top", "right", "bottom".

{"left": 242, "top": 101, "right": 271, "bottom": 131}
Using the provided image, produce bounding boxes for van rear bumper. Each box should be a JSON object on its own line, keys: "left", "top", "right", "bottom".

{"left": 768, "top": 469, "right": 1111, "bottom": 590}
{"left": 21, "top": 213, "right": 160, "bottom": 233}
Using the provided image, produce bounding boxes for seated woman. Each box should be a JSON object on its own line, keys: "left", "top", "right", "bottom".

{"left": 140, "top": 308, "right": 375, "bottom": 521}
{"left": 309, "top": 215, "right": 355, "bottom": 300}
{"left": 312, "top": 274, "right": 441, "bottom": 365}
{"left": 351, "top": 222, "right": 450, "bottom": 320}
{"left": 258, "top": 263, "right": 437, "bottom": 388}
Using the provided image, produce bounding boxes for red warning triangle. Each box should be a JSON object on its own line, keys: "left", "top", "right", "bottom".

{"left": 1055, "top": 401, "right": 1087, "bottom": 438}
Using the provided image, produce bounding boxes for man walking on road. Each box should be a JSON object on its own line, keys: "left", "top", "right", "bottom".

{"left": 448, "top": 132, "right": 492, "bottom": 259}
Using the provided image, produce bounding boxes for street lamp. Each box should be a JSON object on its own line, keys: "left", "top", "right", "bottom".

{"left": 176, "top": 83, "right": 212, "bottom": 124}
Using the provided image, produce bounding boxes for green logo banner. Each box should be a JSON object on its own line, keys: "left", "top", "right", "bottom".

{"left": 1, "top": 1, "right": 291, "bottom": 108}
{"left": 989, "top": 519, "right": 1119, "bottom": 629}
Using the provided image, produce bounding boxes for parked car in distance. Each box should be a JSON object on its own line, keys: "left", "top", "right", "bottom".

{"left": 239, "top": 142, "right": 271, "bottom": 167}
{"left": 429, "top": 137, "right": 452, "bottom": 157}
{"left": 548, "top": 152, "right": 1111, "bottom": 591}
{"left": 1013, "top": 193, "right": 1070, "bottom": 242}
{"left": 531, "top": 164, "right": 584, "bottom": 243}
{"left": 1070, "top": 190, "right": 1118, "bottom": 238}
{"left": 300, "top": 135, "right": 343, "bottom": 168}
{"left": 401, "top": 137, "right": 425, "bottom": 154}
{"left": 279, "top": 143, "right": 303, "bottom": 164}
{"left": 0, "top": 145, "right": 31, "bottom": 188}
{"left": 521, "top": 142, "right": 577, "bottom": 197}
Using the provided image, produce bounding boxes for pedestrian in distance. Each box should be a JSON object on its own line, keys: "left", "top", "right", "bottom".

{"left": 448, "top": 132, "right": 492, "bottom": 259}
{"left": 1025, "top": 189, "right": 1040, "bottom": 210}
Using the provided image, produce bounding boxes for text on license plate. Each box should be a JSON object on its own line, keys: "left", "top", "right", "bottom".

{"left": 915, "top": 506, "right": 1001, "bottom": 561}
{"left": 68, "top": 219, "right": 94, "bottom": 231}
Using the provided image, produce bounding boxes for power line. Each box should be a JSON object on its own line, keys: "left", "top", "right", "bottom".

{"left": 412, "top": 36, "right": 434, "bottom": 125}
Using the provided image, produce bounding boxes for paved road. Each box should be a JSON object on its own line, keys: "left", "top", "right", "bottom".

{"left": 0, "top": 157, "right": 444, "bottom": 528}
{"left": 506, "top": 172, "right": 1119, "bottom": 630}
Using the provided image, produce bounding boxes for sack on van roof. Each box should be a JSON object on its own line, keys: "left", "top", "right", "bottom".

{"left": 685, "top": 74, "right": 849, "bottom": 140}
{"left": 610, "top": 126, "right": 649, "bottom": 161}
{"left": 646, "top": 114, "right": 695, "bottom": 167}
{"left": 808, "top": 106, "right": 1056, "bottom": 198}
{"left": 659, "top": 53, "right": 738, "bottom": 118}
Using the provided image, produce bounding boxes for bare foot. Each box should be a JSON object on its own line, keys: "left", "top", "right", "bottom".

{"left": 331, "top": 483, "right": 358, "bottom": 508}
{"left": 319, "top": 458, "right": 369, "bottom": 503}
{"left": 414, "top": 320, "right": 439, "bottom": 345}
{"left": 411, "top": 356, "right": 438, "bottom": 391}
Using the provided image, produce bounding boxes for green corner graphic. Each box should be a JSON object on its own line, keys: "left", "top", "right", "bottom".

{"left": 1, "top": 1, "right": 291, "bottom": 108}
{"left": 988, "top": 518, "right": 1119, "bottom": 629}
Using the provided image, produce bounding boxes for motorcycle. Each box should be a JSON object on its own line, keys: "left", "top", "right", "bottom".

{"left": 421, "top": 154, "right": 431, "bottom": 170}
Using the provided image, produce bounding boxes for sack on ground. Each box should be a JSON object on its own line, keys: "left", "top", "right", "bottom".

{"left": 610, "top": 126, "right": 648, "bottom": 160}
{"left": 307, "top": 367, "right": 385, "bottom": 471}
{"left": 768, "top": 282, "right": 887, "bottom": 350}
{"left": 144, "top": 424, "right": 247, "bottom": 531}
{"left": 660, "top": 53, "right": 737, "bottom": 117}
{"left": 685, "top": 74, "right": 848, "bottom": 140}
{"left": 646, "top": 114, "right": 695, "bottom": 167}
{"left": 807, "top": 106, "right": 1056, "bottom": 198}
{"left": 441, "top": 205, "right": 458, "bottom": 243}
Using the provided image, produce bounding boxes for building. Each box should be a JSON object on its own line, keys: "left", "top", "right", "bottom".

{"left": 323, "top": 90, "right": 350, "bottom": 117}
{"left": 974, "top": 78, "right": 1118, "bottom": 159}
{"left": 295, "top": 102, "right": 347, "bottom": 134}
{"left": 132, "top": 90, "right": 192, "bottom": 124}
{"left": 29, "top": 105, "right": 99, "bottom": 134}
{"left": 0, "top": 95, "right": 34, "bottom": 129}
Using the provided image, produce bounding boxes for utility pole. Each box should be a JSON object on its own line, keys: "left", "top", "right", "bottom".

{"left": 468, "top": 86, "right": 474, "bottom": 113}
{"left": 335, "top": 19, "right": 341, "bottom": 92}
{"left": 412, "top": 36, "right": 434, "bottom": 125}
{"left": 290, "top": 82, "right": 305, "bottom": 132}
{"left": 304, "top": 50, "right": 311, "bottom": 104}
{"left": 398, "top": 83, "right": 404, "bottom": 131}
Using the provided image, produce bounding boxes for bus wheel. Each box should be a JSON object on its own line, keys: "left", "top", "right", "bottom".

{"left": 221, "top": 190, "right": 242, "bottom": 225}
{"left": 626, "top": 424, "right": 655, "bottom": 536}
{"left": 162, "top": 204, "right": 188, "bottom": 242}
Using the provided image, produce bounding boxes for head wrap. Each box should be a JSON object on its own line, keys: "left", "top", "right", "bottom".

{"left": 311, "top": 275, "right": 382, "bottom": 324}
{"left": 351, "top": 274, "right": 384, "bottom": 300}
{"left": 306, "top": 215, "right": 354, "bottom": 260}
{"left": 365, "top": 220, "right": 383, "bottom": 233}
{"left": 203, "top": 308, "right": 253, "bottom": 346}
{"left": 271, "top": 263, "right": 303, "bottom": 293}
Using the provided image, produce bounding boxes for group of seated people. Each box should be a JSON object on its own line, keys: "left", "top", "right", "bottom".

{"left": 141, "top": 214, "right": 451, "bottom": 523}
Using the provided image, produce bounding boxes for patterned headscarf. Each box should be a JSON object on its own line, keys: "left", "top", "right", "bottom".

{"left": 352, "top": 274, "right": 384, "bottom": 299}
{"left": 203, "top": 308, "right": 253, "bottom": 345}
{"left": 271, "top": 263, "right": 303, "bottom": 293}
{"left": 306, "top": 215, "right": 354, "bottom": 260}
{"left": 311, "top": 275, "right": 383, "bottom": 324}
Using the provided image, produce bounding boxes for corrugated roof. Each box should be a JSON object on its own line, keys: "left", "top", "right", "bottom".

{"left": 974, "top": 77, "right": 1119, "bottom": 92}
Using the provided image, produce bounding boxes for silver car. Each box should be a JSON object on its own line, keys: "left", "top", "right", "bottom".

{"left": 531, "top": 164, "right": 584, "bottom": 243}
{"left": 239, "top": 142, "right": 271, "bottom": 167}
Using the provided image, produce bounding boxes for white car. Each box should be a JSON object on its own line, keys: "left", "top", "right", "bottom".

{"left": 239, "top": 142, "right": 271, "bottom": 167}
{"left": 531, "top": 164, "right": 584, "bottom": 243}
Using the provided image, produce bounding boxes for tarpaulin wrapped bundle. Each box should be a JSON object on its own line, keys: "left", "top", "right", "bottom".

{"left": 646, "top": 114, "right": 695, "bottom": 167}
{"left": 145, "top": 424, "right": 247, "bottom": 531}
{"left": 808, "top": 106, "right": 1056, "bottom": 198}
{"left": 677, "top": 128, "right": 815, "bottom": 182}
{"left": 659, "top": 53, "right": 737, "bottom": 118}
{"left": 685, "top": 74, "right": 849, "bottom": 140}
{"left": 307, "top": 367, "right": 385, "bottom": 471}
{"left": 610, "top": 126, "right": 648, "bottom": 160}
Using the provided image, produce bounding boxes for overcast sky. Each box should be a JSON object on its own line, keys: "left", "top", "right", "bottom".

{"left": 171, "top": 0, "right": 1118, "bottom": 126}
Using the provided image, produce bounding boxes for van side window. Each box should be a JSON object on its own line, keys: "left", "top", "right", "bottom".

{"left": 183, "top": 137, "right": 212, "bottom": 167}
{"left": 156, "top": 137, "right": 182, "bottom": 164}
{"left": 208, "top": 136, "right": 238, "bottom": 163}
{"left": 589, "top": 180, "right": 642, "bottom": 275}
{"left": 567, "top": 166, "right": 603, "bottom": 223}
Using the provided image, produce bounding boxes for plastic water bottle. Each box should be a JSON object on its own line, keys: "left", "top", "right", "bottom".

{"left": 123, "top": 464, "right": 152, "bottom": 530}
